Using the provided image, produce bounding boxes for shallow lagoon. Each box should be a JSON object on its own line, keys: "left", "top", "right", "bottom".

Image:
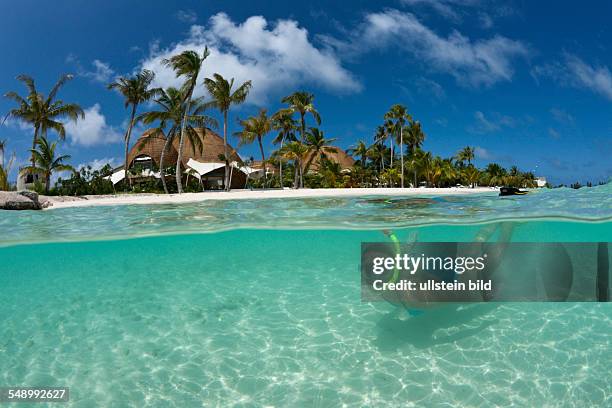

{"left": 1, "top": 186, "right": 611, "bottom": 406}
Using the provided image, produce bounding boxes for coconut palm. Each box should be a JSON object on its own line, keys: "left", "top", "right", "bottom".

{"left": 281, "top": 91, "right": 321, "bottom": 142}
{"left": 384, "top": 104, "right": 411, "bottom": 188}
{"left": 372, "top": 126, "right": 390, "bottom": 174}
{"left": 204, "top": 73, "right": 252, "bottom": 191}
{"left": 5, "top": 74, "right": 83, "bottom": 167}
{"left": 348, "top": 140, "right": 369, "bottom": 168}
{"left": 406, "top": 120, "right": 426, "bottom": 154}
{"left": 302, "top": 128, "right": 338, "bottom": 182}
{"left": 108, "top": 69, "right": 159, "bottom": 190}
{"left": 0, "top": 140, "right": 15, "bottom": 191}
{"left": 281, "top": 91, "right": 321, "bottom": 188}
{"left": 279, "top": 141, "right": 309, "bottom": 188}
{"left": 271, "top": 109, "right": 297, "bottom": 188}
{"left": 162, "top": 50, "right": 210, "bottom": 193}
{"left": 235, "top": 109, "right": 272, "bottom": 186}
{"left": 381, "top": 168, "right": 400, "bottom": 187}
{"left": 137, "top": 87, "right": 217, "bottom": 193}
{"left": 483, "top": 163, "right": 507, "bottom": 186}
{"left": 462, "top": 165, "right": 481, "bottom": 188}
{"left": 456, "top": 146, "right": 475, "bottom": 167}
{"left": 367, "top": 142, "right": 387, "bottom": 180}
{"left": 22, "top": 137, "right": 74, "bottom": 193}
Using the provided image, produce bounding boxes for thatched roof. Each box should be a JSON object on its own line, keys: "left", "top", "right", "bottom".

{"left": 305, "top": 147, "right": 355, "bottom": 172}
{"left": 127, "top": 129, "right": 178, "bottom": 169}
{"left": 172, "top": 128, "right": 241, "bottom": 166}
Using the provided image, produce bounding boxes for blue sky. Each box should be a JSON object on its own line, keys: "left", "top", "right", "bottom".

{"left": 1, "top": 0, "right": 611, "bottom": 185}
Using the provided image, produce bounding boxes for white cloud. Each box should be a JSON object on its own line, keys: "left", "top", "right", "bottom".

{"left": 474, "top": 146, "right": 492, "bottom": 159}
{"left": 65, "top": 104, "right": 122, "bottom": 146}
{"left": 2, "top": 117, "right": 33, "bottom": 132}
{"left": 564, "top": 55, "right": 612, "bottom": 100}
{"left": 77, "top": 157, "right": 121, "bottom": 171}
{"left": 139, "top": 13, "right": 361, "bottom": 104}
{"left": 400, "top": 0, "right": 478, "bottom": 21}
{"left": 471, "top": 111, "right": 500, "bottom": 133}
{"left": 87, "top": 60, "right": 114, "bottom": 83}
{"left": 67, "top": 55, "right": 115, "bottom": 83}
{"left": 532, "top": 54, "right": 612, "bottom": 101}
{"left": 176, "top": 9, "right": 197, "bottom": 23}
{"left": 323, "top": 9, "right": 528, "bottom": 87}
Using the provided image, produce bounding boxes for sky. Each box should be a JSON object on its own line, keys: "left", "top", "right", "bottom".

{"left": 1, "top": 0, "right": 611, "bottom": 185}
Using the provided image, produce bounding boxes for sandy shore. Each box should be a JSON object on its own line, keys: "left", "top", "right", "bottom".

{"left": 43, "top": 187, "right": 497, "bottom": 210}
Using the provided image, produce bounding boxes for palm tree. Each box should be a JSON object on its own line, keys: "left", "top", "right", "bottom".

{"left": 0, "top": 140, "right": 15, "bottom": 191}
{"left": 281, "top": 91, "right": 320, "bottom": 188}
{"left": 463, "top": 165, "right": 481, "bottom": 188}
{"left": 384, "top": 104, "right": 411, "bottom": 188}
{"left": 22, "top": 137, "right": 73, "bottom": 193}
{"left": 406, "top": 120, "right": 426, "bottom": 154}
{"left": 456, "top": 146, "right": 475, "bottom": 167}
{"left": 235, "top": 109, "right": 272, "bottom": 186}
{"left": 204, "top": 73, "right": 252, "bottom": 191}
{"left": 163, "top": 50, "right": 210, "bottom": 193}
{"left": 302, "top": 128, "right": 337, "bottom": 181}
{"left": 108, "top": 69, "right": 158, "bottom": 191}
{"left": 348, "top": 140, "right": 369, "bottom": 168}
{"left": 367, "top": 142, "right": 387, "bottom": 180}
{"left": 5, "top": 74, "right": 83, "bottom": 167}
{"left": 271, "top": 109, "right": 297, "bottom": 188}
{"left": 483, "top": 163, "right": 506, "bottom": 186}
{"left": 279, "top": 141, "right": 309, "bottom": 188}
{"left": 137, "top": 87, "right": 217, "bottom": 193}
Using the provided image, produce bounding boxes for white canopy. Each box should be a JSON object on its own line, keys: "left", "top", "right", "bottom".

{"left": 185, "top": 159, "right": 225, "bottom": 177}
{"left": 108, "top": 170, "right": 125, "bottom": 185}
{"left": 105, "top": 169, "right": 161, "bottom": 185}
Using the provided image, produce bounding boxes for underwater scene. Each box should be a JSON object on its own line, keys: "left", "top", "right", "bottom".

{"left": 1, "top": 186, "right": 611, "bottom": 407}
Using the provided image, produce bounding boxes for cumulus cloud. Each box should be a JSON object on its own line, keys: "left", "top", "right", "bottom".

{"left": 322, "top": 9, "right": 529, "bottom": 87}
{"left": 139, "top": 13, "right": 361, "bottom": 104}
{"left": 65, "top": 104, "right": 122, "bottom": 146}
{"left": 532, "top": 54, "right": 612, "bottom": 101}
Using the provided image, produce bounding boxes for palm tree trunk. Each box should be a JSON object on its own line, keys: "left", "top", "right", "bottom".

{"left": 257, "top": 136, "right": 267, "bottom": 187}
{"left": 124, "top": 104, "right": 137, "bottom": 192}
{"left": 176, "top": 99, "right": 190, "bottom": 194}
{"left": 278, "top": 138, "right": 284, "bottom": 188}
{"left": 293, "top": 158, "right": 300, "bottom": 188}
{"left": 159, "top": 137, "right": 171, "bottom": 194}
{"left": 223, "top": 110, "right": 230, "bottom": 191}
{"left": 400, "top": 126, "right": 404, "bottom": 188}
{"left": 389, "top": 138, "right": 393, "bottom": 169}
{"left": 31, "top": 125, "right": 40, "bottom": 168}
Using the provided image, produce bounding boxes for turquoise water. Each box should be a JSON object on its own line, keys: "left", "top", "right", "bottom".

{"left": 1, "top": 185, "right": 611, "bottom": 407}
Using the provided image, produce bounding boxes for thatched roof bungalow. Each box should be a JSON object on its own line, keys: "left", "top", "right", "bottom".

{"left": 305, "top": 147, "right": 355, "bottom": 173}
{"left": 127, "top": 129, "right": 178, "bottom": 171}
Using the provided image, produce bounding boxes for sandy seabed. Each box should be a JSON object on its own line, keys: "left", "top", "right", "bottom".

{"left": 44, "top": 187, "right": 497, "bottom": 210}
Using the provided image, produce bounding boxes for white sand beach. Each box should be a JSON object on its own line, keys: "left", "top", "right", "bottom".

{"left": 43, "top": 187, "right": 497, "bottom": 210}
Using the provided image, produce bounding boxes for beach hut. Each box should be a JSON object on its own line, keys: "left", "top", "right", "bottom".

{"left": 171, "top": 128, "right": 250, "bottom": 189}
{"left": 127, "top": 129, "right": 178, "bottom": 173}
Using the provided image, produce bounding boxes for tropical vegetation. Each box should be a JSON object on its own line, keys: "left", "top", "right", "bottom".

{"left": 2, "top": 48, "right": 553, "bottom": 194}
